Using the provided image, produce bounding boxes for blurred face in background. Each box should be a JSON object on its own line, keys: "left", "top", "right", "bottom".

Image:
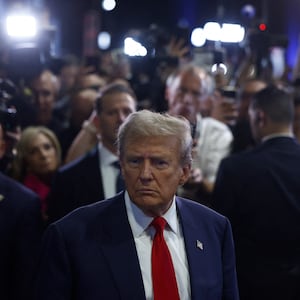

{"left": 59, "top": 64, "right": 80, "bottom": 95}
{"left": 25, "top": 132, "right": 59, "bottom": 177}
{"left": 166, "top": 70, "right": 208, "bottom": 124}
{"left": 97, "top": 92, "right": 136, "bottom": 152}
{"left": 76, "top": 73, "right": 106, "bottom": 91}
{"left": 31, "top": 70, "right": 59, "bottom": 124}
{"left": 70, "top": 89, "right": 99, "bottom": 128}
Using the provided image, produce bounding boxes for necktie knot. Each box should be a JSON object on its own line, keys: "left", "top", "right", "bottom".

{"left": 152, "top": 217, "right": 166, "bottom": 234}
{"left": 112, "top": 161, "right": 120, "bottom": 169}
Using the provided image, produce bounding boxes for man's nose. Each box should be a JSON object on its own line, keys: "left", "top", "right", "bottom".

{"left": 117, "top": 111, "right": 127, "bottom": 123}
{"left": 182, "top": 91, "right": 194, "bottom": 104}
{"left": 139, "top": 161, "right": 153, "bottom": 180}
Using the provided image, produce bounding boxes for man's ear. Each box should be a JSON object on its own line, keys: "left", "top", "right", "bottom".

{"left": 93, "top": 114, "right": 100, "bottom": 130}
{"left": 179, "top": 164, "right": 191, "bottom": 185}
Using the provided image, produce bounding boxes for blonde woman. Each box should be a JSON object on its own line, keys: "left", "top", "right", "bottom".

{"left": 11, "top": 126, "right": 61, "bottom": 220}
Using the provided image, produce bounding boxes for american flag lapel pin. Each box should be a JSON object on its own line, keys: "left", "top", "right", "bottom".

{"left": 196, "top": 240, "right": 203, "bottom": 250}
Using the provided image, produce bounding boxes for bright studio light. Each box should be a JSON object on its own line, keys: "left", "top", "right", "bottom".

{"left": 102, "top": 0, "right": 116, "bottom": 11}
{"left": 203, "top": 22, "right": 221, "bottom": 41}
{"left": 191, "top": 28, "right": 206, "bottom": 47}
{"left": 124, "top": 37, "right": 147, "bottom": 57}
{"left": 6, "top": 15, "right": 37, "bottom": 38}
{"left": 97, "top": 31, "right": 111, "bottom": 50}
{"left": 220, "top": 24, "right": 245, "bottom": 43}
{"left": 203, "top": 22, "right": 245, "bottom": 43}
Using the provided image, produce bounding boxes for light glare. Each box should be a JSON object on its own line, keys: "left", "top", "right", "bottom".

{"left": 191, "top": 28, "right": 206, "bottom": 47}
{"left": 220, "top": 24, "right": 245, "bottom": 43}
{"left": 6, "top": 15, "right": 37, "bottom": 38}
{"left": 203, "top": 22, "right": 245, "bottom": 43}
{"left": 102, "top": 0, "right": 116, "bottom": 11}
{"left": 203, "top": 22, "right": 221, "bottom": 41}
{"left": 97, "top": 31, "right": 111, "bottom": 50}
{"left": 124, "top": 37, "right": 147, "bottom": 57}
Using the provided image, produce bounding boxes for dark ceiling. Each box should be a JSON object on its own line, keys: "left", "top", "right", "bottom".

{"left": 45, "top": 0, "right": 288, "bottom": 56}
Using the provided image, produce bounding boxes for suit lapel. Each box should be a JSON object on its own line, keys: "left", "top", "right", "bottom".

{"left": 81, "top": 147, "right": 105, "bottom": 202}
{"left": 176, "top": 197, "right": 209, "bottom": 299}
{"left": 96, "top": 194, "right": 146, "bottom": 299}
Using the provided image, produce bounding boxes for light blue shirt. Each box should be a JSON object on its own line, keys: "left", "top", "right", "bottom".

{"left": 125, "top": 192, "right": 191, "bottom": 300}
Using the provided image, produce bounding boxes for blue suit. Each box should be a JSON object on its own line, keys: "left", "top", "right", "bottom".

{"left": 35, "top": 192, "right": 239, "bottom": 300}
{"left": 47, "top": 146, "right": 104, "bottom": 223}
{"left": 0, "top": 172, "right": 43, "bottom": 300}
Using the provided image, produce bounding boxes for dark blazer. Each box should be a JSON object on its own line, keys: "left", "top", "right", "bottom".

{"left": 47, "top": 146, "right": 104, "bottom": 223}
{"left": 0, "top": 172, "right": 43, "bottom": 300}
{"left": 35, "top": 193, "right": 239, "bottom": 300}
{"left": 212, "top": 137, "right": 300, "bottom": 299}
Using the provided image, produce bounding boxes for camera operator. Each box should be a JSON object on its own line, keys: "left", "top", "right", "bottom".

{"left": 0, "top": 79, "right": 21, "bottom": 174}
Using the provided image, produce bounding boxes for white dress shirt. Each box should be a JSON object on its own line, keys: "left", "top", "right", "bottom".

{"left": 98, "top": 144, "right": 120, "bottom": 198}
{"left": 195, "top": 114, "right": 233, "bottom": 183}
{"left": 125, "top": 192, "right": 191, "bottom": 300}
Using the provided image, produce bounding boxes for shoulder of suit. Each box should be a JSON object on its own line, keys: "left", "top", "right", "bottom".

{"left": 220, "top": 145, "right": 262, "bottom": 169}
{"left": 54, "top": 193, "right": 122, "bottom": 227}
{"left": 176, "top": 196, "right": 224, "bottom": 216}
{"left": 176, "top": 197, "right": 229, "bottom": 229}
{"left": 58, "top": 146, "right": 99, "bottom": 173}
{"left": 0, "top": 172, "right": 40, "bottom": 204}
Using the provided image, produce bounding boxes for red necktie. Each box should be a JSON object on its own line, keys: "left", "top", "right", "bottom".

{"left": 151, "top": 217, "right": 180, "bottom": 300}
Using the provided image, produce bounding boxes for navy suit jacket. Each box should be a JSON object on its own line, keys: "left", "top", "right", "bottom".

{"left": 0, "top": 172, "right": 43, "bottom": 300}
{"left": 47, "top": 146, "right": 104, "bottom": 223}
{"left": 35, "top": 192, "right": 239, "bottom": 300}
{"left": 212, "top": 137, "right": 300, "bottom": 297}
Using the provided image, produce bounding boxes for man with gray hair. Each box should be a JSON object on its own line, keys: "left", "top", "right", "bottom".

{"left": 165, "top": 64, "right": 233, "bottom": 204}
{"left": 34, "top": 109, "right": 239, "bottom": 300}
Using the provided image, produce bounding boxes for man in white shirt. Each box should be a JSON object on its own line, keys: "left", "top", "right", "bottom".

{"left": 165, "top": 65, "right": 233, "bottom": 204}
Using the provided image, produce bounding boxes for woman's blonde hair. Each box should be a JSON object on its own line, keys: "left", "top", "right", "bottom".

{"left": 11, "top": 126, "right": 61, "bottom": 181}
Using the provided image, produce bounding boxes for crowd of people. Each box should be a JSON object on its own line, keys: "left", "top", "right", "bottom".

{"left": 1, "top": 33, "right": 300, "bottom": 299}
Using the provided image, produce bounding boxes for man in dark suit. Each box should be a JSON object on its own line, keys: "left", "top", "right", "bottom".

{"left": 34, "top": 110, "right": 239, "bottom": 299}
{"left": 212, "top": 85, "right": 300, "bottom": 300}
{"left": 0, "top": 121, "right": 43, "bottom": 300}
{"left": 47, "top": 83, "right": 136, "bottom": 223}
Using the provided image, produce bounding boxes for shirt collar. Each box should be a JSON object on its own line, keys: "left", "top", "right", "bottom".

{"left": 262, "top": 132, "right": 294, "bottom": 143}
{"left": 98, "top": 143, "right": 119, "bottom": 166}
{"left": 125, "top": 191, "right": 179, "bottom": 238}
